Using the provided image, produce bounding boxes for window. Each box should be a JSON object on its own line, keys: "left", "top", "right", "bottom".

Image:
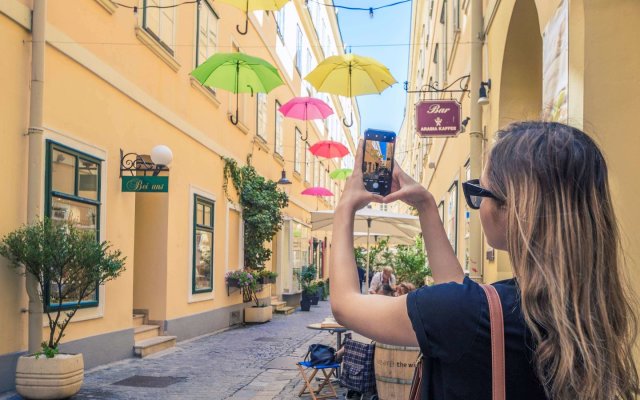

{"left": 276, "top": 6, "right": 285, "bottom": 41}
{"left": 453, "top": 0, "right": 461, "bottom": 31}
{"left": 295, "top": 25, "right": 303, "bottom": 73}
{"left": 256, "top": 93, "right": 268, "bottom": 140}
{"left": 319, "top": 162, "right": 325, "bottom": 188}
{"left": 294, "top": 127, "right": 303, "bottom": 174}
{"left": 441, "top": 1, "right": 448, "bottom": 79}
{"left": 433, "top": 44, "right": 440, "bottom": 89}
{"left": 438, "top": 201, "right": 445, "bottom": 223}
{"left": 305, "top": 142, "right": 312, "bottom": 183}
{"left": 275, "top": 101, "right": 284, "bottom": 156}
{"left": 45, "top": 141, "right": 102, "bottom": 310}
{"left": 195, "top": 1, "right": 218, "bottom": 66}
{"left": 447, "top": 181, "right": 458, "bottom": 255}
{"left": 193, "top": 195, "right": 214, "bottom": 293}
{"left": 142, "top": 0, "right": 175, "bottom": 54}
{"left": 313, "top": 156, "right": 319, "bottom": 187}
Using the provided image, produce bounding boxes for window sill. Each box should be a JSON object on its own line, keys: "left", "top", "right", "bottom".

{"left": 254, "top": 136, "right": 270, "bottom": 153}
{"left": 94, "top": 0, "right": 117, "bottom": 13}
{"left": 273, "top": 153, "right": 284, "bottom": 166}
{"left": 135, "top": 27, "right": 180, "bottom": 72}
{"left": 190, "top": 77, "right": 220, "bottom": 108}
{"left": 293, "top": 171, "right": 302, "bottom": 181}
{"left": 228, "top": 114, "right": 250, "bottom": 134}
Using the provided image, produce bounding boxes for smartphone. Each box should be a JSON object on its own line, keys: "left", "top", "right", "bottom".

{"left": 362, "top": 129, "right": 396, "bottom": 196}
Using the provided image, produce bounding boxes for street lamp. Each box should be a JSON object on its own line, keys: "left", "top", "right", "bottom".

{"left": 277, "top": 169, "right": 292, "bottom": 195}
{"left": 478, "top": 79, "right": 491, "bottom": 106}
{"left": 120, "top": 145, "right": 173, "bottom": 177}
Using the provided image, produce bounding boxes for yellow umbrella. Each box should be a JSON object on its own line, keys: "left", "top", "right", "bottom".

{"left": 217, "top": 0, "right": 289, "bottom": 35}
{"left": 305, "top": 54, "right": 397, "bottom": 126}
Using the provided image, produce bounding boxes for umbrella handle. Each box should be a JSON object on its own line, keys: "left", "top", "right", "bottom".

{"left": 229, "top": 108, "right": 239, "bottom": 125}
{"left": 236, "top": 17, "right": 248, "bottom": 35}
{"left": 342, "top": 113, "right": 354, "bottom": 127}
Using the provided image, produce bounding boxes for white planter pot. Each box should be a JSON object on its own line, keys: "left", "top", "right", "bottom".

{"left": 244, "top": 306, "right": 273, "bottom": 323}
{"left": 15, "top": 353, "right": 84, "bottom": 399}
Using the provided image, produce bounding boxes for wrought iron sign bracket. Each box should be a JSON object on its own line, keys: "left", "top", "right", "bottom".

{"left": 404, "top": 75, "right": 471, "bottom": 99}
{"left": 120, "top": 149, "right": 169, "bottom": 178}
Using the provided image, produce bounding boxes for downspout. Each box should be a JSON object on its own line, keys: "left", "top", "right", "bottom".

{"left": 26, "top": 0, "right": 47, "bottom": 354}
{"left": 469, "top": 0, "right": 484, "bottom": 281}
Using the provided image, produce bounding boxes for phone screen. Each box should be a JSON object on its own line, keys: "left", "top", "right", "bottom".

{"left": 362, "top": 129, "right": 396, "bottom": 196}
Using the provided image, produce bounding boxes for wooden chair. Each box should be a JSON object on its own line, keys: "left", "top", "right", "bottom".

{"left": 296, "top": 360, "right": 341, "bottom": 400}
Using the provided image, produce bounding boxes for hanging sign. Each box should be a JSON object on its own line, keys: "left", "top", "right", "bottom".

{"left": 121, "top": 176, "right": 169, "bottom": 192}
{"left": 415, "top": 100, "right": 461, "bottom": 138}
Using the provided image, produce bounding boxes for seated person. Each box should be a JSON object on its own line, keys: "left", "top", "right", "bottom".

{"left": 395, "top": 282, "right": 416, "bottom": 296}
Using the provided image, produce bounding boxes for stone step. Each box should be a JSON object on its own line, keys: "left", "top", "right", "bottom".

{"left": 133, "top": 314, "right": 145, "bottom": 327}
{"left": 134, "top": 324, "right": 160, "bottom": 341}
{"left": 275, "top": 306, "right": 296, "bottom": 315}
{"left": 134, "top": 336, "right": 177, "bottom": 358}
{"left": 271, "top": 300, "right": 287, "bottom": 311}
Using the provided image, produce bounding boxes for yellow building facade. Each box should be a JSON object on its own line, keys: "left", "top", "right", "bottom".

{"left": 399, "top": 0, "right": 639, "bottom": 297}
{"left": 0, "top": 0, "right": 358, "bottom": 391}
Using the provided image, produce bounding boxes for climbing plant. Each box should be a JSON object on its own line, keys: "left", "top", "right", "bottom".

{"left": 222, "top": 156, "right": 289, "bottom": 270}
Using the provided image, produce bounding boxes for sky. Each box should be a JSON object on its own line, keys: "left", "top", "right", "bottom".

{"left": 335, "top": 0, "right": 413, "bottom": 135}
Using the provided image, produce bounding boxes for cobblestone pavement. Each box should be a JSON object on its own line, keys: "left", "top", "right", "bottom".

{"left": 0, "top": 300, "right": 355, "bottom": 400}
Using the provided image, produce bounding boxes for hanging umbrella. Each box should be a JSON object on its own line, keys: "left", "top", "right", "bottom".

{"left": 279, "top": 97, "right": 334, "bottom": 141}
{"left": 353, "top": 232, "right": 415, "bottom": 246}
{"left": 191, "top": 52, "right": 283, "bottom": 125}
{"left": 309, "top": 140, "right": 349, "bottom": 159}
{"left": 329, "top": 168, "right": 353, "bottom": 180}
{"left": 305, "top": 53, "right": 397, "bottom": 126}
{"left": 217, "top": 0, "right": 289, "bottom": 35}
{"left": 302, "top": 187, "right": 334, "bottom": 197}
{"left": 311, "top": 208, "right": 421, "bottom": 291}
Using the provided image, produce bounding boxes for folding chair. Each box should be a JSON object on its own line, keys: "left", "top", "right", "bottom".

{"left": 297, "top": 360, "right": 341, "bottom": 400}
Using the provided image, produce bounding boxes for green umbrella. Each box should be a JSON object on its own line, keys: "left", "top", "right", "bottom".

{"left": 191, "top": 52, "right": 284, "bottom": 125}
{"left": 329, "top": 168, "right": 353, "bottom": 180}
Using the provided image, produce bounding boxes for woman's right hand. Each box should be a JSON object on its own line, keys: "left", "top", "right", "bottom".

{"left": 383, "top": 162, "right": 432, "bottom": 211}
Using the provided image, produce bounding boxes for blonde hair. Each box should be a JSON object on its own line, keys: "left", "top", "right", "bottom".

{"left": 382, "top": 266, "right": 394, "bottom": 275}
{"left": 487, "top": 122, "right": 638, "bottom": 399}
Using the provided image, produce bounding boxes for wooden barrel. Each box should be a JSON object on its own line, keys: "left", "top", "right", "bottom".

{"left": 374, "top": 342, "right": 420, "bottom": 400}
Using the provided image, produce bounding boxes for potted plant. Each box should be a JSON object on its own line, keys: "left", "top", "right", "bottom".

{"left": 297, "top": 265, "right": 317, "bottom": 311}
{"left": 256, "top": 269, "right": 278, "bottom": 284}
{"left": 225, "top": 270, "right": 255, "bottom": 289}
{"left": 308, "top": 282, "right": 320, "bottom": 306}
{"left": 225, "top": 270, "right": 273, "bottom": 323}
{"left": 314, "top": 279, "right": 326, "bottom": 301}
{"left": 0, "top": 218, "right": 126, "bottom": 399}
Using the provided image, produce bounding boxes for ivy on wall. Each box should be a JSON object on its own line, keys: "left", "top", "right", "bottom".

{"left": 222, "top": 156, "right": 289, "bottom": 270}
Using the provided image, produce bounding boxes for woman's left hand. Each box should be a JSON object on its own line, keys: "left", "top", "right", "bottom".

{"left": 337, "top": 139, "right": 384, "bottom": 212}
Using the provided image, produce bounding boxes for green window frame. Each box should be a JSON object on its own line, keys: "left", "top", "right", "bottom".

{"left": 44, "top": 141, "right": 102, "bottom": 311}
{"left": 142, "top": 0, "right": 176, "bottom": 56}
{"left": 195, "top": 1, "right": 219, "bottom": 67}
{"left": 193, "top": 195, "right": 214, "bottom": 293}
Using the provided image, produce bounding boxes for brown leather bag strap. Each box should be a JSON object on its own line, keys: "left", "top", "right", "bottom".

{"left": 480, "top": 284, "right": 506, "bottom": 400}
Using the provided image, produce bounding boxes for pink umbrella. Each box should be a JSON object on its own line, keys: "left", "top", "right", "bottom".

{"left": 309, "top": 140, "right": 349, "bottom": 159}
{"left": 279, "top": 97, "right": 334, "bottom": 140}
{"left": 301, "top": 187, "right": 334, "bottom": 197}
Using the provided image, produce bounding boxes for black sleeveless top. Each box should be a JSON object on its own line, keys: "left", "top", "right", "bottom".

{"left": 406, "top": 277, "right": 548, "bottom": 399}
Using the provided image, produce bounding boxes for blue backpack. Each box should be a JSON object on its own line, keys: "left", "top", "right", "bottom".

{"left": 305, "top": 344, "right": 336, "bottom": 366}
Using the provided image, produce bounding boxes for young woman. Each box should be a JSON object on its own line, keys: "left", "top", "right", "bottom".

{"left": 330, "top": 122, "right": 639, "bottom": 399}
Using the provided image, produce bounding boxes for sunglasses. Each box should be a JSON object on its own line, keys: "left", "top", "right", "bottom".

{"left": 462, "top": 179, "right": 500, "bottom": 210}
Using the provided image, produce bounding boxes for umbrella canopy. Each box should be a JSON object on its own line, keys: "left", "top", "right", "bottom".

{"left": 304, "top": 53, "right": 396, "bottom": 126}
{"left": 301, "top": 187, "right": 334, "bottom": 197}
{"left": 217, "top": 0, "right": 289, "bottom": 35}
{"left": 329, "top": 168, "right": 353, "bottom": 180}
{"left": 279, "top": 97, "right": 333, "bottom": 120}
{"left": 309, "top": 140, "right": 349, "bottom": 159}
{"left": 353, "top": 232, "right": 415, "bottom": 246}
{"left": 191, "top": 52, "right": 283, "bottom": 125}
{"left": 279, "top": 97, "right": 334, "bottom": 141}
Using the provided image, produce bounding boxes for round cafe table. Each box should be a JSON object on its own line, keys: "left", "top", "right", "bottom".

{"left": 306, "top": 323, "right": 349, "bottom": 351}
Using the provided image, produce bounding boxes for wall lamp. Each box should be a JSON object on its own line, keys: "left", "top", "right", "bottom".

{"left": 478, "top": 79, "right": 491, "bottom": 106}
{"left": 120, "top": 145, "right": 173, "bottom": 177}
{"left": 277, "top": 169, "right": 292, "bottom": 195}
{"left": 460, "top": 117, "right": 471, "bottom": 133}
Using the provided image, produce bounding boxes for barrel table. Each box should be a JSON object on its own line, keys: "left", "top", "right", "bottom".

{"left": 374, "top": 342, "right": 420, "bottom": 400}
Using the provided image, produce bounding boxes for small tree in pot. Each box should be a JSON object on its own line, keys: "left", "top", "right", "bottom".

{"left": 0, "top": 218, "right": 126, "bottom": 399}
{"left": 296, "top": 265, "right": 317, "bottom": 311}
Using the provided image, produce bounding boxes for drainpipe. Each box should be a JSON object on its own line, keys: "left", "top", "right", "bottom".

{"left": 469, "top": 0, "right": 484, "bottom": 281}
{"left": 26, "top": 0, "right": 47, "bottom": 354}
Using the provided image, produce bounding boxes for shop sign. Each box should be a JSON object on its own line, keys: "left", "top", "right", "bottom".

{"left": 415, "top": 100, "right": 461, "bottom": 137}
{"left": 121, "top": 176, "right": 168, "bottom": 192}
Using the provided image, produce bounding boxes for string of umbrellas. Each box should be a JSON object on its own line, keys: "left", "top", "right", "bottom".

{"left": 190, "top": 1, "right": 396, "bottom": 201}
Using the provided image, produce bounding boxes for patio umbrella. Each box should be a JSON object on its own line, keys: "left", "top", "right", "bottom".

{"left": 309, "top": 140, "right": 349, "bottom": 159}
{"left": 304, "top": 53, "right": 396, "bottom": 126}
{"left": 279, "top": 97, "right": 334, "bottom": 141}
{"left": 329, "top": 168, "right": 352, "bottom": 180}
{"left": 217, "top": 0, "right": 289, "bottom": 35}
{"left": 311, "top": 208, "right": 421, "bottom": 291}
{"left": 191, "top": 52, "right": 283, "bottom": 125}
{"left": 353, "top": 232, "right": 415, "bottom": 246}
